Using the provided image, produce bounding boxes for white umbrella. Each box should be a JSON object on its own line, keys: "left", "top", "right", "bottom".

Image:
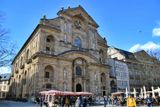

{"left": 140, "top": 88, "right": 143, "bottom": 98}
{"left": 133, "top": 88, "right": 136, "bottom": 98}
{"left": 154, "top": 87, "right": 160, "bottom": 96}
{"left": 158, "top": 87, "right": 160, "bottom": 96}
{"left": 151, "top": 86, "right": 155, "bottom": 98}
{"left": 125, "top": 88, "right": 128, "bottom": 98}
{"left": 143, "top": 86, "right": 147, "bottom": 98}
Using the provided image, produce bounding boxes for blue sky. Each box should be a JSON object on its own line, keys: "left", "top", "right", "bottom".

{"left": 0, "top": 0, "right": 160, "bottom": 73}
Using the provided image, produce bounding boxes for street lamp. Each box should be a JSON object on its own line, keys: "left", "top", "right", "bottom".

{"left": 0, "top": 76, "right": 2, "bottom": 81}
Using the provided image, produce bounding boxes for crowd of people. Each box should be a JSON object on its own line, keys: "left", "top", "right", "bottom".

{"left": 34, "top": 93, "right": 160, "bottom": 107}
{"left": 105, "top": 93, "right": 160, "bottom": 107}
{"left": 35, "top": 95, "right": 92, "bottom": 107}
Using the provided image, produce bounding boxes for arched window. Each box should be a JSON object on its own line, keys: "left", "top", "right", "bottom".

{"left": 74, "top": 37, "right": 81, "bottom": 47}
{"left": 76, "top": 83, "right": 82, "bottom": 92}
{"left": 99, "top": 50, "right": 104, "bottom": 63}
{"left": 20, "top": 57, "right": 23, "bottom": 65}
{"left": 101, "top": 73, "right": 106, "bottom": 83}
{"left": 46, "top": 35, "right": 54, "bottom": 42}
{"left": 26, "top": 49, "right": 29, "bottom": 59}
{"left": 44, "top": 65, "right": 54, "bottom": 79}
{"left": 76, "top": 66, "right": 81, "bottom": 76}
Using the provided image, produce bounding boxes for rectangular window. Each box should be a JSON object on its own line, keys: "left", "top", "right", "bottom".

{"left": 45, "top": 72, "right": 50, "bottom": 78}
{"left": 3, "top": 86, "right": 6, "bottom": 90}
{"left": 46, "top": 47, "right": 50, "bottom": 51}
{"left": 2, "top": 93, "right": 5, "bottom": 97}
{"left": 46, "top": 84, "right": 51, "bottom": 89}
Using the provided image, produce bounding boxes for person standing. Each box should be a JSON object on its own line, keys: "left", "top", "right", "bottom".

{"left": 104, "top": 96, "right": 107, "bottom": 107}
{"left": 83, "top": 97, "right": 87, "bottom": 107}
{"left": 75, "top": 97, "right": 81, "bottom": 107}
{"left": 127, "top": 94, "right": 136, "bottom": 107}
{"left": 146, "top": 94, "right": 155, "bottom": 107}
{"left": 40, "top": 96, "right": 43, "bottom": 107}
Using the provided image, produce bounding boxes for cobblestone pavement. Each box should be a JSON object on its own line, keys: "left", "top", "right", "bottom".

{"left": 0, "top": 100, "right": 152, "bottom": 107}
{"left": 0, "top": 100, "right": 45, "bottom": 107}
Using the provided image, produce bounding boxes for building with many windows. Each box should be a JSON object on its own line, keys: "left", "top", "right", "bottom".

{"left": 9, "top": 6, "right": 110, "bottom": 100}
{"left": 107, "top": 58, "right": 129, "bottom": 93}
{"left": 108, "top": 47, "right": 160, "bottom": 92}
{"left": 0, "top": 73, "right": 11, "bottom": 99}
{"left": 9, "top": 6, "right": 160, "bottom": 100}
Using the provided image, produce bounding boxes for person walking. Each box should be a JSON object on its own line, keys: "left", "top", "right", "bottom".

{"left": 146, "top": 94, "right": 155, "bottom": 107}
{"left": 127, "top": 94, "right": 136, "bottom": 107}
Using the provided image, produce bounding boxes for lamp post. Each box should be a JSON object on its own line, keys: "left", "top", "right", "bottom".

{"left": 0, "top": 76, "right": 1, "bottom": 81}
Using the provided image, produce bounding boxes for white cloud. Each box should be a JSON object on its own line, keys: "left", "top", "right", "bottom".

{"left": 0, "top": 66, "right": 11, "bottom": 74}
{"left": 129, "top": 41, "right": 160, "bottom": 52}
{"left": 129, "top": 44, "right": 141, "bottom": 52}
{"left": 152, "top": 27, "right": 160, "bottom": 37}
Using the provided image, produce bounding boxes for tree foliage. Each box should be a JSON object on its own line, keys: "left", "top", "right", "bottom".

{"left": 0, "top": 14, "right": 16, "bottom": 67}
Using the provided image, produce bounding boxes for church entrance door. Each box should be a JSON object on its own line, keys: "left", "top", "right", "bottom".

{"left": 76, "top": 83, "right": 82, "bottom": 92}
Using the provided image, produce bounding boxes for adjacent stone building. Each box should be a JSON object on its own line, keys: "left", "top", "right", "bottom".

{"left": 9, "top": 6, "right": 110, "bottom": 99}
{"left": 0, "top": 73, "right": 11, "bottom": 99}
{"left": 108, "top": 47, "right": 160, "bottom": 92}
{"left": 107, "top": 58, "right": 129, "bottom": 93}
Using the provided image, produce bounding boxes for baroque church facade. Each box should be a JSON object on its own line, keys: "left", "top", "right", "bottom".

{"left": 9, "top": 6, "right": 160, "bottom": 100}
{"left": 9, "top": 6, "right": 110, "bottom": 99}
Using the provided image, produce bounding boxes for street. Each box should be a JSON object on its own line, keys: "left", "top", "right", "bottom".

{"left": 0, "top": 100, "right": 154, "bottom": 107}
{"left": 0, "top": 100, "right": 43, "bottom": 107}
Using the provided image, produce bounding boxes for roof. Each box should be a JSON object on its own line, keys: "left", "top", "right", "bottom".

{"left": 110, "top": 46, "right": 135, "bottom": 60}
{"left": 118, "top": 49, "right": 135, "bottom": 59}
{"left": 11, "top": 24, "right": 41, "bottom": 65}
{"left": 0, "top": 73, "right": 11, "bottom": 81}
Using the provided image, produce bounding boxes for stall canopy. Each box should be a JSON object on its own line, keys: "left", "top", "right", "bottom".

{"left": 39, "top": 90, "right": 93, "bottom": 96}
{"left": 111, "top": 92, "right": 124, "bottom": 96}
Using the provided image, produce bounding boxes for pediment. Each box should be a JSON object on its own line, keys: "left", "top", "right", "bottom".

{"left": 57, "top": 5, "right": 99, "bottom": 28}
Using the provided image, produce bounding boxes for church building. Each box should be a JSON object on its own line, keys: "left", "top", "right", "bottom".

{"left": 9, "top": 6, "right": 110, "bottom": 99}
